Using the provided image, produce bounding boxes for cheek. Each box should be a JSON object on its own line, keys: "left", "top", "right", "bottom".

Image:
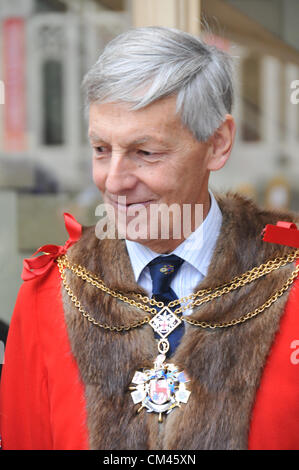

{"left": 141, "top": 168, "right": 169, "bottom": 196}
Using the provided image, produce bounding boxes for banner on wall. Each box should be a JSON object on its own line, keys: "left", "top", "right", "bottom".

{"left": 3, "top": 18, "right": 27, "bottom": 152}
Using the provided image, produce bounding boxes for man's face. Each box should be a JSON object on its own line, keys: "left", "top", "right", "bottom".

{"left": 89, "top": 96, "right": 213, "bottom": 251}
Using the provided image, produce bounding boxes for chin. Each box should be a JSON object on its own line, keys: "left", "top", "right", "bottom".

{"left": 123, "top": 228, "right": 151, "bottom": 243}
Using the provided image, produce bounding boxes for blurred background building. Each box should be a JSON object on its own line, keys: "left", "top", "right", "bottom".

{"left": 0, "top": 0, "right": 299, "bottom": 326}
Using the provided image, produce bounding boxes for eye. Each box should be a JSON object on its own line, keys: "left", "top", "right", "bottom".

{"left": 94, "top": 146, "right": 105, "bottom": 154}
{"left": 137, "top": 150, "right": 155, "bottom": 157}
{"left": 93, "top": 146, "right": 110, "bottom": 157}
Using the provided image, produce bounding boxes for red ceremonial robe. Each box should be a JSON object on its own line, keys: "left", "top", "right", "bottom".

{"left": 0, "top": 214, "right": 299, "bottom": 450}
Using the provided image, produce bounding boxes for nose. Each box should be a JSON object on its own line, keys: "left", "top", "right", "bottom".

{"left": 105, "top": 153, "right": 138, "bottom": 195}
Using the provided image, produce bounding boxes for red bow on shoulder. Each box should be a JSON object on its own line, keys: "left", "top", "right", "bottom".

{"left": 22, "top": 213, "right": 82, "bottom": 281}
{"left": 262, "top": 221, "right": 299, "bottom": 249}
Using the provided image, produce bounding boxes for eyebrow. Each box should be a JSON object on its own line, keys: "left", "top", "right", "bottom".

{"left": 88, "top": 132, "right": 105, "bottom": 143}
{"left": 88, "top": 132, "right": 170, "bottom": 147}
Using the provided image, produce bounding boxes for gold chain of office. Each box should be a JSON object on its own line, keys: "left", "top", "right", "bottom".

{"left": 56, "top": 250, "right": 299, "bottom": 331}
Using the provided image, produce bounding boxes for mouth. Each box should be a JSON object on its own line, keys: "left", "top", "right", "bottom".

{"left": 105, "top": 195, "right": 155, "bottom": 213}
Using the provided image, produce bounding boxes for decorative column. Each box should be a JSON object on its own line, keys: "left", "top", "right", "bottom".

{"left": 261, "top": 56, "right": 280, "bottom": 145}
{"left": 131, "top": 0, "right": 201, "bottom": 35}
{"left": 232, "top": 45, "right": 246, "bottom": 144}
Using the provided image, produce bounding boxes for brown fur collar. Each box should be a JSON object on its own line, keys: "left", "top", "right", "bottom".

{"left": 62, "top": 193, "right": 299, "bottom": 449}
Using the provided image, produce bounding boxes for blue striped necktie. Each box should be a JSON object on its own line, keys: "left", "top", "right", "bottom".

{"left": 147, "top": 254, "right": 185, "bottom": 357}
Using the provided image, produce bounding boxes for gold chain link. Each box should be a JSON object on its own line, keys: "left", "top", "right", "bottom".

{"left": 57, "top": 249, "right": 299, "bottom": 331}
{"left": 58, "top": 260, "right": 151, "bottom": 331}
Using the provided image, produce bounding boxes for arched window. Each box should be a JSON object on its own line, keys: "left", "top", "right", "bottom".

{"left": 42, "top": 59, "right": 64, "bottom": 145}
{"left": 241, "top": 53, "right": 261, "bottom": 141}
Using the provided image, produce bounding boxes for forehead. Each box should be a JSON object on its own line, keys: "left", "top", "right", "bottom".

{"left": 88, "top": 96, "right": 188, "bottom": 144}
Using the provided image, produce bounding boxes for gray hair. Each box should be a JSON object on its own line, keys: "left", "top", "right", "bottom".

{"left": 82, "top": 26, "right": 234, "bottom": 142}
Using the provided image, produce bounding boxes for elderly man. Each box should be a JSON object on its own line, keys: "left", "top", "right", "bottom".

{"left": 1, "top": 27, "right": 299, "bottom": 451}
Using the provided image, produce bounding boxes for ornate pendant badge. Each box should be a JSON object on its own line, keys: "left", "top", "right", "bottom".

{"left": 129, "top": 354, "right": 191, "bottom": 422}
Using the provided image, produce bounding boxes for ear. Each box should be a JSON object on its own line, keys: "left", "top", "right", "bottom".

{"left": 206, "top": 115, "right": 236, "bottom": 171}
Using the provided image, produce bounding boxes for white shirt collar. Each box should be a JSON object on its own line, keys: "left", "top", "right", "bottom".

{"left": 125, "top": 191, "right": 222, "bottom": 282}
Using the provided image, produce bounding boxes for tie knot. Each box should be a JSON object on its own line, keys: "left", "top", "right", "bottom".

{"left": 147, "top": 254, "right": 184, "bottom": 296}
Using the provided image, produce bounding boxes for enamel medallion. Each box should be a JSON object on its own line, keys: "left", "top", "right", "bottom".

{"left": 129, "top": 354, "right": 191, "bottom": 422}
